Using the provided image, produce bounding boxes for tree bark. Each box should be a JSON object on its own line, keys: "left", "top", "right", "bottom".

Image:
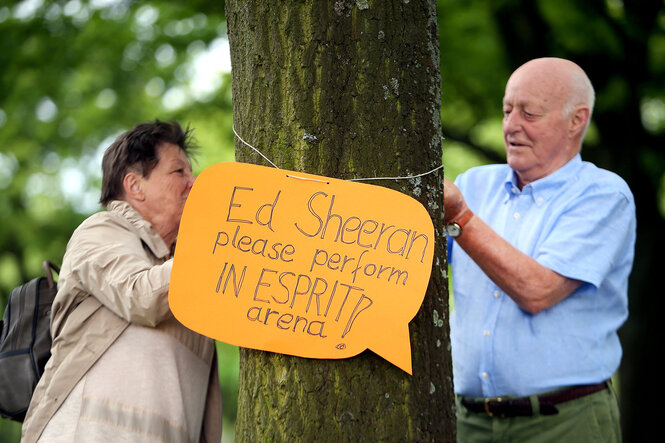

{"left": 226, "top": 1, "right": 454, "bottom": 441}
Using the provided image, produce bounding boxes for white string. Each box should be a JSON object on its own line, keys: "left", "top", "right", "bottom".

{"left": 285, "top": 174, "right": 330, "bottom": 184}
{"left": 348, "top": 164, "right": 444, "bottom": 182}
{"left": 232, "top": 125, "right": 278, "bottom": 168}
{"left": 232, "top": 125, "right": 442, "bottom": 182}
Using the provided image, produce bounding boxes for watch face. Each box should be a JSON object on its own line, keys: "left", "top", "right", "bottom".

{"left": 446, "top": 223, "right": 461, "bottom": 238}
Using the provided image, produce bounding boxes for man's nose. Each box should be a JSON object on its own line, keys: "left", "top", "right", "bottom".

{"left": 503, "top": 111, "right": 522, "bottom": 133}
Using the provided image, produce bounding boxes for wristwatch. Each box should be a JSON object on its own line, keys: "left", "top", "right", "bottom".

{"left": 446, "top": 209, "right": 474, "bottom": 238}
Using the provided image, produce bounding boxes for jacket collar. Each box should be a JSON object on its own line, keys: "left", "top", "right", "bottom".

{"left": 107, "top": 200, "right": 172, "bottom": 260}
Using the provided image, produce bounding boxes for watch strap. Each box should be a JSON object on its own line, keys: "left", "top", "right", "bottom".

{"left": 450, "top": 209, "right": 474, "bottom": 231}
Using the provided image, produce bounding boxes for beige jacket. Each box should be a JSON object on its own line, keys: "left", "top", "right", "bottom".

{"left": 22, "top": 201, "right": 222, "bottom": 442}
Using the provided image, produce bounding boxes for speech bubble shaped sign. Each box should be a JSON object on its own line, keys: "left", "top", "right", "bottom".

{"left": 169, "top": 162, "right": 434, "bottom": 374}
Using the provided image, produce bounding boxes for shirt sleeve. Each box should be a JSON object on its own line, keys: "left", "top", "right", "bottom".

{"left": 446, "top": 231, "right": 454, "bottom": 264}
{"left": 64, "top": 215, "right": 173, "bottom": 327}
{"left": 535, "top": 184, "right": 636, "bottom": 289}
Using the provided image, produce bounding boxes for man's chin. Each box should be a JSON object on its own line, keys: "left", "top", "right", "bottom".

{"left": 506, "top": 154, "right": 520, "bottom": 167}
{"left": 507, "top": 157, "right": 529, "bottom": 173}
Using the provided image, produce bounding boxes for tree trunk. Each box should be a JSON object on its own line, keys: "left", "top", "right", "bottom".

{"left": 226, "top": 0, "right": 454, "bottom": 441}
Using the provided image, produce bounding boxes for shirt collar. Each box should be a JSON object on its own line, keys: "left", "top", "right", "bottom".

{"left": 502, "top": 154, "right": 583, "bottom": 205}
{"left": 107, "top": 200, "right": 172, "bottom": 260}
{"left": 504, "top": 154, "right": 582, "bottom": 204}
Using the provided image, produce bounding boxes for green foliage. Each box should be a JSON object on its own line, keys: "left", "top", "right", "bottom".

{"left": 2, "top": 0, "right": 664, "bottom": 441}
{"left": 0, "top": 0, "right": 233, "bottom": 295}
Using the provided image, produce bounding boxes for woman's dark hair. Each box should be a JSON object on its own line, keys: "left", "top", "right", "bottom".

{"left": 99, "top": 120, "right": 196, "bottom": 207}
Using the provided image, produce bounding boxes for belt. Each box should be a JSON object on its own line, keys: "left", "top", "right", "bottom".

{"left": 460, "top": 382, "right": 608, "bottom": 417}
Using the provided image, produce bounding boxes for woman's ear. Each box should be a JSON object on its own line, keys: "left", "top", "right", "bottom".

{"left": 123, "top": 172, "right": 145, "bottom": 202}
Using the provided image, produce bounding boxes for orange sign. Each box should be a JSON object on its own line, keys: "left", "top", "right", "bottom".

{"left": 169, "top": 162, "right": 434, "bottom": 374}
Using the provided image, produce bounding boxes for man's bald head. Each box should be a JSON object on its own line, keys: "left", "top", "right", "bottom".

{"left": 510, "top": 57, "right": 595, "bottom": 129}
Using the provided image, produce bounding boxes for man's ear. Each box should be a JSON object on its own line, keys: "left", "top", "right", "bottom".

{"left": 123, "top": 172, "right": 145, "bottom": 202}
{"left": 569, "top": 105, "right": 590, "bottom": 137}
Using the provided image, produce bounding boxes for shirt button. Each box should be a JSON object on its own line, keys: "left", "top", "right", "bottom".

{"left": 483, "top": 330, "right": 490, "bottom": 337}
{"left": 482, "top": 372, "right": 489, "bottom": 380}
{"left": 513, "top": 212, "right": 521, "bottom": 220}
{"left": 537, "top": 197, "right": 544, "bottom": 203}
{"left": 493, "top": 290, "right": 500, "bottom": 298}
{"left": 512, "top": 187, "right": 517, "bottom": 194}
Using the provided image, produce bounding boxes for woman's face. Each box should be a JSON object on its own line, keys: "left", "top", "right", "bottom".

{"left": 139, "top": 143, "right": 195, "bottom": 247}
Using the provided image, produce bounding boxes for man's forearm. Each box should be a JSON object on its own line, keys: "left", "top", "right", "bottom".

{"left": 454, "top": 215, "right": 582, "bottom": 314}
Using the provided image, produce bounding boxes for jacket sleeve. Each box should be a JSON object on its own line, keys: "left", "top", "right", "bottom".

{"left": 62, "top": 213, "right": 173, "bottom": 327}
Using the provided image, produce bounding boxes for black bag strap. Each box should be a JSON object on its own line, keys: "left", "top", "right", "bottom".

{"left": 42, "top": 261, "right": 60, "bottom": 289}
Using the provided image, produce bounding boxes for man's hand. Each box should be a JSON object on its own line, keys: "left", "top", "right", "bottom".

{"left": 443, "top": 177, "right": 469, "bottom": 224}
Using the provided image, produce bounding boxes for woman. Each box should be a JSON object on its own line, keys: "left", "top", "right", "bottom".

{"left": 22, "top": 120, "right": 222, "bottom": 442}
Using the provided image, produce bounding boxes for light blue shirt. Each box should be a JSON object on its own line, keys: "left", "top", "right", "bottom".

{"left": 448, "top": 154, "right": 636, "bottom": 398}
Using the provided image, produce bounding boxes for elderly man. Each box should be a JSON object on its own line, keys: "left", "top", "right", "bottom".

{"left": 22, "top": 120, "right": 222, "bottom": 442}
{"left": 445, "top": 58, "right": 635, "bottom": 442}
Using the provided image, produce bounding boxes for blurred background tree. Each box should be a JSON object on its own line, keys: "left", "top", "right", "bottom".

{"left": 2, "top": 0, "right": 663, "bottom": 442}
